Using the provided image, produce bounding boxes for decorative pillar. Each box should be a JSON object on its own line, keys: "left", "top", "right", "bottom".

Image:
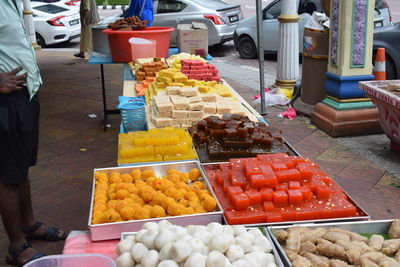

{"left": 23, "top": 0, "right": 40, "bottom": 49}
{"left": 311, "top": 0, "right": 381, "bottom": 137}
{"left": 274, "top": 0, "right": 300, "bottom": 90}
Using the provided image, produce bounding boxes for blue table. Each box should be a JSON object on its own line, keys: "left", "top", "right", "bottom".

{"left": 88, "top": 50, "right": 212, "bottom": 131}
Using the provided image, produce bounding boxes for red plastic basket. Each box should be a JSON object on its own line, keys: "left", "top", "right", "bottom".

{"left": 103, "top": 27, "right": 174, "bottom": 62}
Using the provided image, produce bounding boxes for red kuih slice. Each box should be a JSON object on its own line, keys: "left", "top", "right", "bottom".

{"left": 250, "top": 174, "right": 267, "bottom": 189}
{"left": 230, "top": 169, "right": 247, "bottom": 188}
{"left": 276, "top": 169, "right": 301, "bottom": 183}
{"left": 257, "top": 153, "right": 288, "bottom": 163}
{"left": 216, "top": 170, "right": 228, "bottom": 185}
{"left": 288, "top": 189, "right": 303, "bottom": 205}
{"left": 223, "top": 180, "right": 232, "bottom": 194}
{"left": 231, "top": 193, "right": 250, "bottom": 210}
{"left": 229, "top": 158, "right": 244, "bottom": 169}
{"left": 273, "top": 190, "right": 288, "bottom": 205}
{"left": 213, "top": 187, "right": 233, "bottom": 210}
{"left": 328, "top": 182, "right": 343, "bottom": 193}
{"left": 244, "top": 162, "right": 262, "bottom": 177}
{"left": 290, "top": 156, "right": 311, "bottom": 164}
{"left": 265, "top": 210, "right": 283, "bottom": 223}
{"left": 245, "top": 189, "right": 262, "bottom": 205}
{"left": 263, "top": 201, "right": 274, "bottom": 211}
{"left": 320, "top": 198, "right": 357, "bottom": 219}
{"left": 206, "top": 171, "right": 217, "bottom": 186}
{"left": 298, "top": 166, "right": 322, "bottom": 180}
{"left": 289, "top": 181, "right": 301, "bottom": 189}
{"left": 275, "top": 183, "right": 288, "bottom": 192}
{"left": 279, "top": 206, "right": 297, "bottom": 221}
{"left": 227, "top": 186, "right": 243, "bottom": 201}
{"left": 258, "top": 163, "right": 274, "bottom": 174}
{"left": 219, "top": 163, "right": 230, "bottom": 172}
{"left": 264, "top": 172, "right": 278, "bottom": 188}
{"left": 224, "top": 210, "right": 267, "bottom": 225}
{"left": 272, "top": 163, "right": 288, "bottom": 171}
{"left": 260, "top": 188, "right": 274, "bottom": 201}
{"left": 316, "top": 185, "right": 330, "bottom": 199}
{"left": 295, "top": 201, "right": 321, "bottom": 221}
{"left": 298, "top": 187, "right": 313, "bottom": 201}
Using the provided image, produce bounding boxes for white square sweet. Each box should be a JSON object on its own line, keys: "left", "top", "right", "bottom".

{"left": 155, "top": 110, "right": 172, "bottom": 118}
{"left": 172, "top": 110, "right": 188, "bottom": 118}
{"left": 188, "top": 110, "right": 204, "bottom": 119}
{"left": 155, "top": 102, "right": 173, "bottom": 113}
{"left": 230, "top": 102, "right": 246, "bottom": 115}
{"left": 170, "top": 96, "right": 189, "bottom": 110}
{"left": 166, "top": 86, "right": 181, "bottom": 95}
{"left": 156, "top": 90, "right": 167, "bottom": 96}
{"left": 201, "top": 93, "right": 218, "bottom": 102}
{"left": 189, "top": 102, "right": 204, "bottom": 111}
{"left": 187, "top": 95, "right": 202, "bottom": 104}
{"left": 171, "top": 118, "right": 186, "bottom": 126}
{"left": 203, "top": 102, "right": 216, "bottom": 114}
{"left": 152, "top": 117, "right": 172, "bottom": 127}
{"left": 217, "top": 103, "right": 232, "bottom": 114}
{"left": 179, "top": 87, "right": 199, "bottom": 97}
{"left": 153, "top": 95, "right": 170, "bottom": 104}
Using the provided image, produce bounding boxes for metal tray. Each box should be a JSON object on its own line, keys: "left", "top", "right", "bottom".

{"left": 88, "top": 160, "right": 223, "bottom": 241}
{"left": 120, "top": 227, "right": 285, "bottom": 267}
{"left": 267, "top": 219, "right": 394, "bottom": 267}
{"left": 200, "top": 163, "right": 370, "bottom": 228}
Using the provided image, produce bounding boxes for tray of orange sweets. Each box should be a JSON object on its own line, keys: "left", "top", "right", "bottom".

{"left": 88, "top": 160, "right": 223, "bottom": 241}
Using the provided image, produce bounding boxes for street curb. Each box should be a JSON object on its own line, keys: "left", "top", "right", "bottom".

{"left": 98, "top": 5, "right": 127, "bottom": 10}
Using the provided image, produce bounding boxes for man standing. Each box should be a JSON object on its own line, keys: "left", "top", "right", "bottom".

{"left": 0, "top": 0, "right": 66, "bottom": 265}
{"left": 74, "top": 0, "right": 100, "bottom": 58}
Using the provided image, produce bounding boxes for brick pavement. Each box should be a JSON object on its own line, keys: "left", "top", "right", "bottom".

{"left": 0, "top": 50, "right": 398, "bottom": 266}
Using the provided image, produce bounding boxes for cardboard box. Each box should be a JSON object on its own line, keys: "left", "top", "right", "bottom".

{"left": 177, "top": 22, "right": 208, "bottom": 57}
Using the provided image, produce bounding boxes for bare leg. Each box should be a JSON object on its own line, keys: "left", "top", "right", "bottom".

{"left": 19, "top": 178, "right": 35, "bottom": 229}
{"left": 0, "top": 182, "right": 38, "bottom": 264}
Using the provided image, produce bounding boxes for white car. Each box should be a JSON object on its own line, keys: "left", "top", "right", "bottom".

{"left": 31, "top": 2, "right": 81, "bottom": 47}
{"left": 31, "top": 0, "right": 81, "bottom": 11}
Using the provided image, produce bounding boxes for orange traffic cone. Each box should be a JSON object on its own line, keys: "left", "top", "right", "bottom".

{"left": 373, "top": 48, "right": 386, "bottom": 80}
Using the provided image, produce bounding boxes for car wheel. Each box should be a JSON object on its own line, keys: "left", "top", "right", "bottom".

{"left": 36, "top": 33, "right": 46, "bottom": 48}
{"left": 237, "top": 36, "right": 257, "bottom": 59}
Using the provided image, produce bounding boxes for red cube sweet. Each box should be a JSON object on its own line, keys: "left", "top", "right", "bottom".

{"left": 288, "top": 189, "right": 303, "bottom": 205}
{"left": 263, "top": 201, "right": 274, "bottom": 211}
{"left": 276, "top": 169, "right": 301, "bottom": 183}
{"left": 298, "top": 187, "right": 313, "bottom": 201}
{"left": 250, "top": 174, "right": 267, "bottom": 188}
{"left": 227, "top": 186, "right": 243, "bottom": 201}
{"left": 316, "top": 185, "right": 330, "bottom": 199}
{"left": 273, "top": 191, "right": 288, "bottom": 205}
{"left": 272, "top": 163, "right": 288, "bottom": 171}
{"left": 260, "top": 188, "right": 274, "bottom": 201}
{"left": 245, "top": 189, "right": 262, "bottom": 205}
{"left": 265, "top": 210, "right": 283, "bottom": 222}
{"left": 231, "top": 193, "right": 250, "bottom": 210}
{"left": 289, "top": 181, "right": 301, "bottom": 189}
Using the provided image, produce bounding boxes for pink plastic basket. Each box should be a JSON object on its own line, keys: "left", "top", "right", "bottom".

{"left": 23, "top": 254, "right": 116, "bottom": 267}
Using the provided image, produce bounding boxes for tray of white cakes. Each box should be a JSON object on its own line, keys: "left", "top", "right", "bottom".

{"left": 115, "top": 220, "right": 284, "bottom": 267}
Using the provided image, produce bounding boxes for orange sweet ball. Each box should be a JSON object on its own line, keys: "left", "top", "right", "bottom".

{"left": 130, "top": 169, "right": 142, "bottom": 180}
{"left": 109, "top": 193, "right": 117, "bottom": 200}
{"left": 202, "top": 196, "right": 217, "bottom": 212}
{"left": 179, "top": 172, "right": 189, "bottom": 183}
{"left": 161, "top": 197, "right": 175, "bottom": 210}
{"left": 94, "top": 195, "right": 107, "bottom": 203}
{"left": 167, "top": 169, "right": 180, "bottom": 175}
{"left": 110, "top": 176, "right": 122, "bottom": 184}
{"left": 121, "top": 173, "right": 133, "bottom": 183}
{"left": 92, "top": 210, "right": 106, "bottom": 224}
{"left": 175, "top": 182, "right": 188, "bottom": 190}
{"left": 150, "top": 205, "right": 166, "bottom": 218}
{"left": 96, "top": 183, "right": 108, "bottom": 191}
{"left": 193, "top": 181, "right": 205, "bottom": 190}
{"left": 150, "top": 179, "right": 163, "bottom": 191}
{"left": 106, "top": 200, "right": 118, "bottom": 210}
{"left": 167, "top": 203, "right": 185, "bottom": 216}
{"left": 109, "top": 172, "right": 121, "bottom": 177}
{"left": 116, "top": 189, "right": 130, "bottom": 200}
{"left": 185, "top": 191, "right": 197, "bottom": 200}
{"left": 189, "top": 200, "right": 200, "bottom": 209}
{"left": 135, "top": 180, "right": 147, "bottom": 187}
{"left": 127, "top": 184, "right": 139, "bottom": 194}
{"left": 189, "top": 168, "right": 201, "bottom": 181}
{"left": 135, "top": 207, "right": 151, "bottom": 220}
{"left": 120, "top": 207, "right": 136, "bottom": 220}
{"left": 94, "top": 203, "right": 107, "bottom": 212}
{"left": 142, "top": 169, "right": 155, "bottom": 179}
{"left": 95, "top": 171, "right": 108, "bottom": 180}
{"left": 104, "top": 209, "right": 120, "bottom": 222}
{"left": 195, "top": 206, "right": 207, "bottom": 214}
{"left": 139, "top": 186, "right": 155, "bottom": 203}
{"left": 145, "top": 176, "right": 156, "bottom": 184}
{"left": 177, "top": 198, "right": 189, "bottom": 207}
{"left": 161, "top": 179, "right": 174, "bottom": 192}
{"left": 183, "top": 207, "right": 194, "bottom": 215}
{"left": 129, "top": 194, "right": 145, "bottom": 205}
{"left": 167, "top": 174, "right": 180, "bottom": 184}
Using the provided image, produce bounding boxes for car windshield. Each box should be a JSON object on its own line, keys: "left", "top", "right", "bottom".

{"left": 33, "top": 4, "right": 69, "bottom": 14}
{"left": 375, "top": 0, "right": 388, "bottom": 9}
{"left": 31, "top": 0, "right": 61, "bottom": 2}
{"left": 190, "top": 0, "right": 230, "bottom": 9}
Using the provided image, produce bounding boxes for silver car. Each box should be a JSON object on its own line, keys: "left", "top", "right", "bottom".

{"left": 234, "top": 0, "right": 392, "bottom": 58}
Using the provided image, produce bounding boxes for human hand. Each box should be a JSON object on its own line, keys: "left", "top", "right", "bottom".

{"left": 0, "top": 67, "right": 27, "bottom": 94}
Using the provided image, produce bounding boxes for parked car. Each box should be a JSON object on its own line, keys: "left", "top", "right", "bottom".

{"left": 103, "top": 0, "right": 243, "bottom": 46}
{"left": 31, "top": 0, "right": 80, "bottom": 11}
{"left": 31, "top": 2, "right": 81, "bottom": 47}
{"left": 373, "top": 22, "right": 400, "bottom": 80}
{"left": 234, "top": 0, "right": 392, "bottom": 59}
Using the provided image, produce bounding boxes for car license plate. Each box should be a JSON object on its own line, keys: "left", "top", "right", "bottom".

{"left": 229, "top": 15, "right": 239, "bottom": 23}
{"left": 374, "top": 20, "right": 383, "bottom": 28}
{"left": 69, "top": 19, "right": 79, "bottom": 26}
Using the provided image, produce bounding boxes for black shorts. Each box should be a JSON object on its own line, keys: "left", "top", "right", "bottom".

{"left": 0, "top": 88, "right": 40, "bottom": 185}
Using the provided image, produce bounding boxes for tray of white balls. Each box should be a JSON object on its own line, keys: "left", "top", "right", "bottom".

{"left": 116, "top": 220, "right": 284, "bottom": 267}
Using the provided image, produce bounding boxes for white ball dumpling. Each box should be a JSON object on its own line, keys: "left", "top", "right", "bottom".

{"left": 222, "top": 225, "right": 235, "bottom": 237}
{"left": 207, "top": 222, "right": 223, "bottom": 234}
{"left": 158, "top": 220, "right": 172, "bottom": 229}
{"left": 141, "top": 250, "right": 159, "bottom": 267}
{"left": 209, "top": 235, "right": 230, "bottom": 254}
{"left": 136, "top": 229, "right": 149, "bottom": 243}
{"left": 238, "top": 232, "right": 255, "bottom": 243}
{"left": 143, "top": 222, "right": 160, "bottom": 232}
{"left": 248, "top": 229, "right": 263, "bottom": 239}
{"left": 226, "top": 245, "right": 244, "bottom": 263}
{"left": 116, "top": 252, "right": 135, "bottom": 267}
{"left": 186, "top": 225, "right": 196, "bottom": 235}
{"left": 125, "top": 235, "right": 137, "bottom": 243}
{"left": 158, "top": 242, "right": 173, "bottom": 261}
{"left": 180, "top": 234, "right": 193, "bottom": 241}
{"left": 131, "top": 243, "right": 149, "bottom": 263}
{"left": 244, "top": 252, "right": 274, "bottom": 267}
{"left": 252, "top": 236, "right": 272, "bottom": 253}
{"left": 170, "top": 239, "right": 192, "bottom": 262}
{"left": 266, "top": 263, "right": 277, "bottom": 267}
{"left": 232, "top": 259, "right": 251, "bottom": 267}
{"left": 189, "top": 238, "right": 208, "bottom": 255}
{"left": 142, "top": 230, "right": 159, "bottom": 250}
{"left": 157, "top": 260, "right": 179, "bottom": 267}
{"left": 206, "top": 250, "right": 226, "bottom": 267}
{"left": 184, "top": 252, "right": 206, "bottom": 267}
{"left": 192, "top": 230, "right": 211, "bottom": 245}
{"left": 170, "top": 226, "right": 188, "bottom": 238}
{"left": 118, "top": 239, "right": 135, "bottom": 255}
{"left": 265, "top": 253, "right": 275, "bottom": 264}
{"left": 232, "top": 226, "right": 247, "bottom": 237}
{"left": 155, "top": 229, "right": 175, "bottom": 250}
{"left": 235, "top": 236, "right": 252, "bottom": 253}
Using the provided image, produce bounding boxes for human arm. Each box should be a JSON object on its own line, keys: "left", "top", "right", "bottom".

{"left": 0, "top": 67, "right": 26, "bottom": 94}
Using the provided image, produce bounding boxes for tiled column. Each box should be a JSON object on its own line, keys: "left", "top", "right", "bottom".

{"left": 23, "top": 0, "right": 40, "bottom": 49}
{"left": 311, "top": 0, "right": 381, "bottom": 136}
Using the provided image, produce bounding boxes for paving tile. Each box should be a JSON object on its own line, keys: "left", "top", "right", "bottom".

{"left": 337, "top": 155, "right": 386, "bottom": 184}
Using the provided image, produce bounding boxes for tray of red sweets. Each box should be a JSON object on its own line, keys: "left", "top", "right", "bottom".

{"left": 189, "top": 114, "right": 300, "bottom": 163}
{"left": 201, "top": 153, "right": 369, "bottom": 227}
